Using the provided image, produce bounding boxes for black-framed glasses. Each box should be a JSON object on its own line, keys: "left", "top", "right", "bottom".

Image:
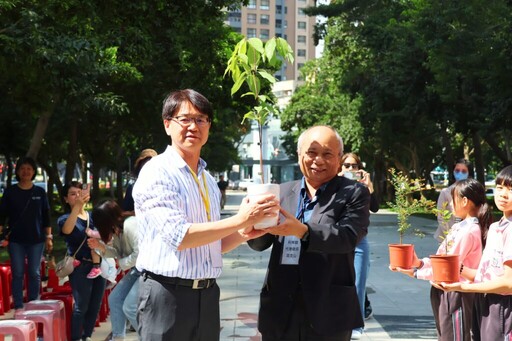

{"left": 343, "top": 163, "right": 359, "bottom": 169}
{"left": 171, "top": 116, "right": 211, "bottom": 127}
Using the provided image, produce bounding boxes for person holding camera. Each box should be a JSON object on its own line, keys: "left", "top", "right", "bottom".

{"left": 0, "top": 156, "right": 52, "bottom": 310}
{"left": 339, "top": 153, "right": 379, "bottom": 340}
{"left": 58, "top": 181, "right": 106, "bottom": 341}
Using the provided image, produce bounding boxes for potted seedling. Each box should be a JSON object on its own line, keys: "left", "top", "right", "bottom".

{"left": 225, "top": 36, "right": 293, "bottom": 228}
{"left": 430, "top": 204, "right": 460, "bottom": 283}
{"left": 387, "top": 168, "right": 435, "bottom": 269}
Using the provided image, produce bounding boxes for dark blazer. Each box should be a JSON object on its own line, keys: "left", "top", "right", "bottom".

{"left": 248, "top": 176, "right": 370, "bottom": 339}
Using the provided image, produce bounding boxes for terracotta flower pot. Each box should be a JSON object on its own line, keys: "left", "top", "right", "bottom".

{"left": 430, "top": 254, "right": 460, "bottom": 283}
{"left": 388, "top": 244, "right": 414, "bottom": 269}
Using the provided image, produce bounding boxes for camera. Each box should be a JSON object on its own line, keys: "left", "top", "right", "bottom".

{"left": 344, "top": 171, "right": 362, "bottom": 181}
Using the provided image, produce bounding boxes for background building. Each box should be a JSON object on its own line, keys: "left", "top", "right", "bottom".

{"left": 225, "top": 0, "right": 316, "bottom": 81}
{"left": 224, "top": 0, "right": 318, "bottom": 185}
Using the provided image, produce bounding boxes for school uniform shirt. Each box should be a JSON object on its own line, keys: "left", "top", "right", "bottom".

{"left": 474, "top": 216, "right": 512, "bottom": 295}
{"left": 417, "top": 217, "right": 482, "bottom": 282}
{"left": 133, "top": 145, "right": 222, "bottom": 279}
{"left": 102, "top": 216, "right": 138, "bottom": 271}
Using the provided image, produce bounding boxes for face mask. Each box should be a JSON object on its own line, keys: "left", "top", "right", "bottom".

{"left": 453, "top": 171, "right": 468, "bottom": 181}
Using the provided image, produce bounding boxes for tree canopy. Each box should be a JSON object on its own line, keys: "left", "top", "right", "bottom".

{"left": 282, "top": 0, "right": 512, "bottom": 198}
{"left": 0, "top": 0, "right": 251, "bottom": 205}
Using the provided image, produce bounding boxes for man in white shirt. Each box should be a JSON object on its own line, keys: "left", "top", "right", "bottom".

{"left": 133, "top": 89, "right": 278, "bottom": 341}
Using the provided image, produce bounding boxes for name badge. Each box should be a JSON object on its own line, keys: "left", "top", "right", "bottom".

{"left": 280, "top": 236, "right": 301, "bottom": 265}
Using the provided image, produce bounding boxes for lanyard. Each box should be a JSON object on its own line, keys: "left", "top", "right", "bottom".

{"left": 188, "top": 167, "right": 211, "bottom": 222}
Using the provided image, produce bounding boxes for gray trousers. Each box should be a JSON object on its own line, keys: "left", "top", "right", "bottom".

{"left": 137, "top": 276, "right": 220, "bottom": 341}
{"left": 430, "top": 286, "right": 474, "bottom": 341}
{"left": 472, "top": 293, "right": 512, "bottom": 341}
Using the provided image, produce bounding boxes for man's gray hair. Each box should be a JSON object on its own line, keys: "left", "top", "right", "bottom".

{"left": 296, "top": 125, "right": 344, "bottom": 156}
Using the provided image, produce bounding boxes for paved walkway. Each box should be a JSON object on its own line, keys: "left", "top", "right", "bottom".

{"left": 2, "top": 190, "right": 442, "bottom": 340}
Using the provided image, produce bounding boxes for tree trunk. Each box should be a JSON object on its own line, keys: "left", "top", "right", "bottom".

{"left": 116, "top": 146, "right": 126, "bottom": 203}
{"left": 26, "top": 109, "right": 53, "bottom": 160}
{"left": 65, "top": 117, "right": 79, "bottom": 186}
{"left": 441, "top": 124, "right": 454, "bottom": 175}
{"left": 472, "top": 131, "right": 485, "bottom": 184}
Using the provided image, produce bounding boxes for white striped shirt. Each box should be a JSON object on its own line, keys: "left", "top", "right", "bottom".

{"left": 133, "top": 145, "right": 222, "bottom": 279}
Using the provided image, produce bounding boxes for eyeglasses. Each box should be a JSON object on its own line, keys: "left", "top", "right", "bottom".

{"left": 343, "top": 163, "right": 359, "bottom": 169}
{"left": 170, "top": 116, "right": 211, "bottom": 127}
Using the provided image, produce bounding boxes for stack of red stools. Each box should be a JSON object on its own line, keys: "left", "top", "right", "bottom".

{"left": 40, "top": 284, "right": 73, "bottom": 341}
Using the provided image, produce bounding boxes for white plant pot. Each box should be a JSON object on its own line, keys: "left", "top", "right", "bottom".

{"left": 247, "top": 183, "right": 280, "bottom": 229}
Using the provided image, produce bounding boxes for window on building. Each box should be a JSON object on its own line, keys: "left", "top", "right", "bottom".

{"left": 260, "top": 0, "right": 269, "bottom": 10}
{"left": 276, "top": 33, "right": 282, "bottom": 38}
{"left": 297, "top": 49, "right": 306, "bottom": 57}
{"left": 260, "top": 29, "right": 270, "bottom": 40}
{"left": 228, "top": 12, "right": 241, "bottom": 22}
{"left": 298, "top": 8, "right": 305, "bottom": 15}
{"left": 298, "top": 21, "right": 306, "bottom": 29}
{"left": 276, "top": 19, "right": 282, "bottom": 28}
{"left": 247, "top": 13, "right": 257, "bottom": 24}
{"left": 298, "top": 63, "right": 304, "bottom": 69}
{"left": 260, "top": 14, "right": 269, "bottom": 25}
{"left": 298, "top": 35, "right": 306, "bottom": 43}
{"left": 284, "top": 20, "right": 287, "bottom": 29}
{"left": 248, "top": 0, "right": 256, "bottom": 9}
{"left": 247, "top": 28, "right": 257, "bottom": 38}
{"left": 276, "top": 5, "right": 282, "bottom": 14}
{"left": 284, "top": 6, "right": 288, "bottom": 14}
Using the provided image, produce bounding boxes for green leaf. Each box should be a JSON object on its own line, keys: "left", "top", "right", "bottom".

{"left": 247, "top": 43, "right": 261, "bottom": 67}
{"left": 247, "top": 37, "right": 264, "bottom": 54}
{"left": 231, "top": 72, "right": 247, "bottom": 95}
{"left": 258, "top": 70, "right": 276, "bottom": 84}
{"left": 264, "top": 37, "right": 277, "bottom": 62}
{"left": 246, "top": 74, "right": 260, "bottom": 98}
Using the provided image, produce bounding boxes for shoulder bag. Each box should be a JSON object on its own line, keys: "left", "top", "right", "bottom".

{"left": 55, "top": 215, "right": 89, "bottom": 278}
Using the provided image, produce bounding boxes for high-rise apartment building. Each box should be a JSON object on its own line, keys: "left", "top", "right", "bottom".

{"left": 225, "top": 0, "right": 317, "bottom": 82}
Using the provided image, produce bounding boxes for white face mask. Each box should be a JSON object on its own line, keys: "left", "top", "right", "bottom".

{"left": 453, "top": 171, "right": 469, "bottom": 181}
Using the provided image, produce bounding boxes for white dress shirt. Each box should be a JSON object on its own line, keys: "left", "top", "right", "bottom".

{"left": 133, "top": 145, "right": 222, "bottom": 279}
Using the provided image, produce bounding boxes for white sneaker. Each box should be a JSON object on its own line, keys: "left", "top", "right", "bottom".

{"left": 351, "top": 329, "right": 363, "bottom": 340}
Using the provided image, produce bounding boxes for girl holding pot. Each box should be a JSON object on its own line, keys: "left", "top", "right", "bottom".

{"left": 434, "top": 165, "right": 512, "bottom": 340}
{"left": 393, "top": 178, "right": 492, "bottom": 341}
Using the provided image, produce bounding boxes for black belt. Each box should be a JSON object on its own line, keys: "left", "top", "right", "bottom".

{"left": 144, "top": 271, "right": 216, "bottom": 290}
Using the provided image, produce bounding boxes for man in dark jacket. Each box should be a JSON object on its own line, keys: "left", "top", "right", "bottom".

{"left": 248, "top": 125, "right": 370, "bottom": 341}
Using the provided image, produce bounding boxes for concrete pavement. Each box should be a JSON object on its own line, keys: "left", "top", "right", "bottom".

{"left": 2, "top": 190, "right": 441, "bottom": 340}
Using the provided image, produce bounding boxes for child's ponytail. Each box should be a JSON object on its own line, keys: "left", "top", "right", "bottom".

{"left": 476, "top": 202, "right": 492, "bottom": 248}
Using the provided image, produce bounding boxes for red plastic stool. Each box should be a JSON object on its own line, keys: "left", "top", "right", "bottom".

{"left": 25, "top": 299, "right": 67, "bottom": 341}
{"left": 0, "top": 320, "right": 37, "bottom": 341}
{"left": 14, "top": 309, "right": 60, "bottom": 341}
{"left": 46, "top": 268, "right": 59, "bottom": 292}
{"left": 40, "top": 292, "right": 73, "bottom": 341}
{"left": 0, "top": 265, "right": 13, "bottom": 310}
{"left": 0, "top": 276, "right": 4, "bottom": 316}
